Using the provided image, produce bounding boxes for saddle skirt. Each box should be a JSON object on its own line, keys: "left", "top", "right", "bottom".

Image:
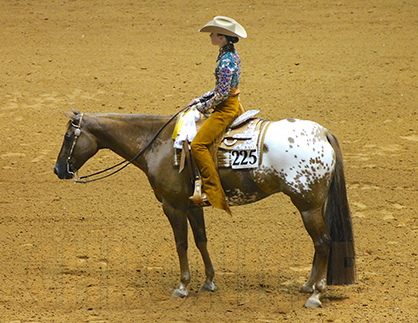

{"left": 172, "top": 109, "right": 271, "bottom": 169}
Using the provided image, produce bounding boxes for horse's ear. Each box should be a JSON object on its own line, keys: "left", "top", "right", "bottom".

{"left": 63, "top": 110, "right": 77, "bottom": 121}
{"left": 70, "top": 106, "right": 81, "bottom": 115}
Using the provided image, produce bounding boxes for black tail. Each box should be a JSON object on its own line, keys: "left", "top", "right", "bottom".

{"left": 324, "top": 132, "right": 356, "bottom": 285}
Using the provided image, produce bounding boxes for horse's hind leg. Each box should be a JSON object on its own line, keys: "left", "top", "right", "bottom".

{"left": 298, "top": 205, "right": 331, "bottom": 308}
{"left": 187, "top": 207, "right": 216, "bottom": 292}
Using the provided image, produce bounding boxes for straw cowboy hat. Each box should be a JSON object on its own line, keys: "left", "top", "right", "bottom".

{"left": 199, "top": 16, "right": 247, "bottom": 38}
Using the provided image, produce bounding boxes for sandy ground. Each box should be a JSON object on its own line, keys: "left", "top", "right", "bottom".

{"left": 1, "top": 0, "right": 418, "bottom": 321}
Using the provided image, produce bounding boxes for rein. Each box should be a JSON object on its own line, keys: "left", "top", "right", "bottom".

{"left": 70, "top": 106, "right": 190, "bottom": 184}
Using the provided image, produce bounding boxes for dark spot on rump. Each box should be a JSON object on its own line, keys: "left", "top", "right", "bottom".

{"left": 263, "top": 143, "right": 269, "bottom": 153}
{"left": 288, "top": 137, "right": 294, "bottom": 143}
{"left": 287, "top": 118, "right": 296, "bottom": 123}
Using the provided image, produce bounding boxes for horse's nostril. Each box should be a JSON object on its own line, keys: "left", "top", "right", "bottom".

{"left": 54, "top": 164, "right": 70, "bottom": 179}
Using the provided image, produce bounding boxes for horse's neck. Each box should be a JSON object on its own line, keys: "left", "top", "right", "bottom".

{"left": 88, "top": 113, "right": 171, "bottom": 161}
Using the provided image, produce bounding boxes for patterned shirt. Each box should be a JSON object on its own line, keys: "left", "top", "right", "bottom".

{"left": 198, "top": 44, "right": 241, "bottom": 110}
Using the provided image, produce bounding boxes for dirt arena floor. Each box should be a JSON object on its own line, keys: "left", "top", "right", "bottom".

{"left": 1, "top": 0, "right": 417, "bottom": 321}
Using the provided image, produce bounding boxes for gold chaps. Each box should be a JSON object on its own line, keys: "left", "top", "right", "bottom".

{"left": 190, "top": 91, "right": 242, "bottom": 215}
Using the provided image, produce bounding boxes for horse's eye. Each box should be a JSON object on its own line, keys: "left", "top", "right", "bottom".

{"left": 65, "top": 133, "right": 71, "bottom": 141}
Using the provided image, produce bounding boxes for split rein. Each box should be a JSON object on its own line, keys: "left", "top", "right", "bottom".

{"left": 68, "top": 106, "right": 190, "bottom": 184}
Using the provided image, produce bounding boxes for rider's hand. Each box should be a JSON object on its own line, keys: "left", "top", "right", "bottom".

{"left": 189, "top": 98, "right": 200, "bottom": 107}
{"left": 194, "top": 102, "right": 207, "bottom": 114}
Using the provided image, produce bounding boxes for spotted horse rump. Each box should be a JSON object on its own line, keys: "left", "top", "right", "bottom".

{"left": 253, "top": 118, "right": 336, "bottom": 197}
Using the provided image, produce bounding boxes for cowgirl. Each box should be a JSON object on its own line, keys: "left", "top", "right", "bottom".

{"left": 189, "top": 16, "right": 247, "bottom": 214}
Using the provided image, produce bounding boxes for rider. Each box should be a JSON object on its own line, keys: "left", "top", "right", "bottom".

{"left": 189, "top": 16, "right": 247, "bottom": 215}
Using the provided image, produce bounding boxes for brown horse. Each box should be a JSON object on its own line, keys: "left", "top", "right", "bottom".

{"left": 54, "top": 108, "right": 355, "bottom": 308}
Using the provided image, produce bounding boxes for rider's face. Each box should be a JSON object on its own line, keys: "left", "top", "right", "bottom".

{"left": 210, "top": 33, "right": 227, "bottom": 47}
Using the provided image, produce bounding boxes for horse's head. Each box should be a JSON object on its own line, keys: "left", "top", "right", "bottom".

{"left": 54, "top": 108, "right": 99, "bottom": 179}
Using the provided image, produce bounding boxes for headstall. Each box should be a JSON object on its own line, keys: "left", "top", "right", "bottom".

{"left": 66, "top": 113, "right": 84, "bottom": 181}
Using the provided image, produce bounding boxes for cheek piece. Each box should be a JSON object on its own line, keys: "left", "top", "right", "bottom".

{"left": 66, "top": 114, "right": 84, "bottom": 181}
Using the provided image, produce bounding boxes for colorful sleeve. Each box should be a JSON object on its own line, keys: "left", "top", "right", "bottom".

{"left": 200, "top": 59, "right": 235, "bottom": 111}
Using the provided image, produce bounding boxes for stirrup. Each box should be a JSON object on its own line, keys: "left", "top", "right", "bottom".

{"left": 189, "top": 179, "right": 210, "bottom": 206}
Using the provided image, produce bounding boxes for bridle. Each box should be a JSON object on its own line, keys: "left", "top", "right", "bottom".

{"left": 66, "top": 113, "right": 84, "bottom": 181}
{"left": 66, "top": 106, "right": 189, "bottom": 184}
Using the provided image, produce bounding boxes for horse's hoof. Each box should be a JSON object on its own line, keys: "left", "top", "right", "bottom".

{"left": 300, "top": 283, "right": 314, "bottom": 294}
{"left": 172, "top": 288, "right": 188, "bottom": 298}
{"left": 304, "top": 296, "right": 322, "bottom": 308}
{"left": 200, "top": 282, "right": 216, "bottom": 292}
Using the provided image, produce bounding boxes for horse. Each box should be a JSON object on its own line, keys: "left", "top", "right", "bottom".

{"left": 54, "top": 107, "right": 355, "bottom": 308}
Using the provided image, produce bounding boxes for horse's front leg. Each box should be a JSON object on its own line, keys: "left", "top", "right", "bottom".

{"left": 163, "top": 202, "right": 191, "bottom": 298}
{"left": 186, "top": 206, "right": 216, "bottom": 292}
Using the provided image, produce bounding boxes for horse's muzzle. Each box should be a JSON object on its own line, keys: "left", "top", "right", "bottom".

{"left": 54, "top": 163, "right": 74, "bottom": 179}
